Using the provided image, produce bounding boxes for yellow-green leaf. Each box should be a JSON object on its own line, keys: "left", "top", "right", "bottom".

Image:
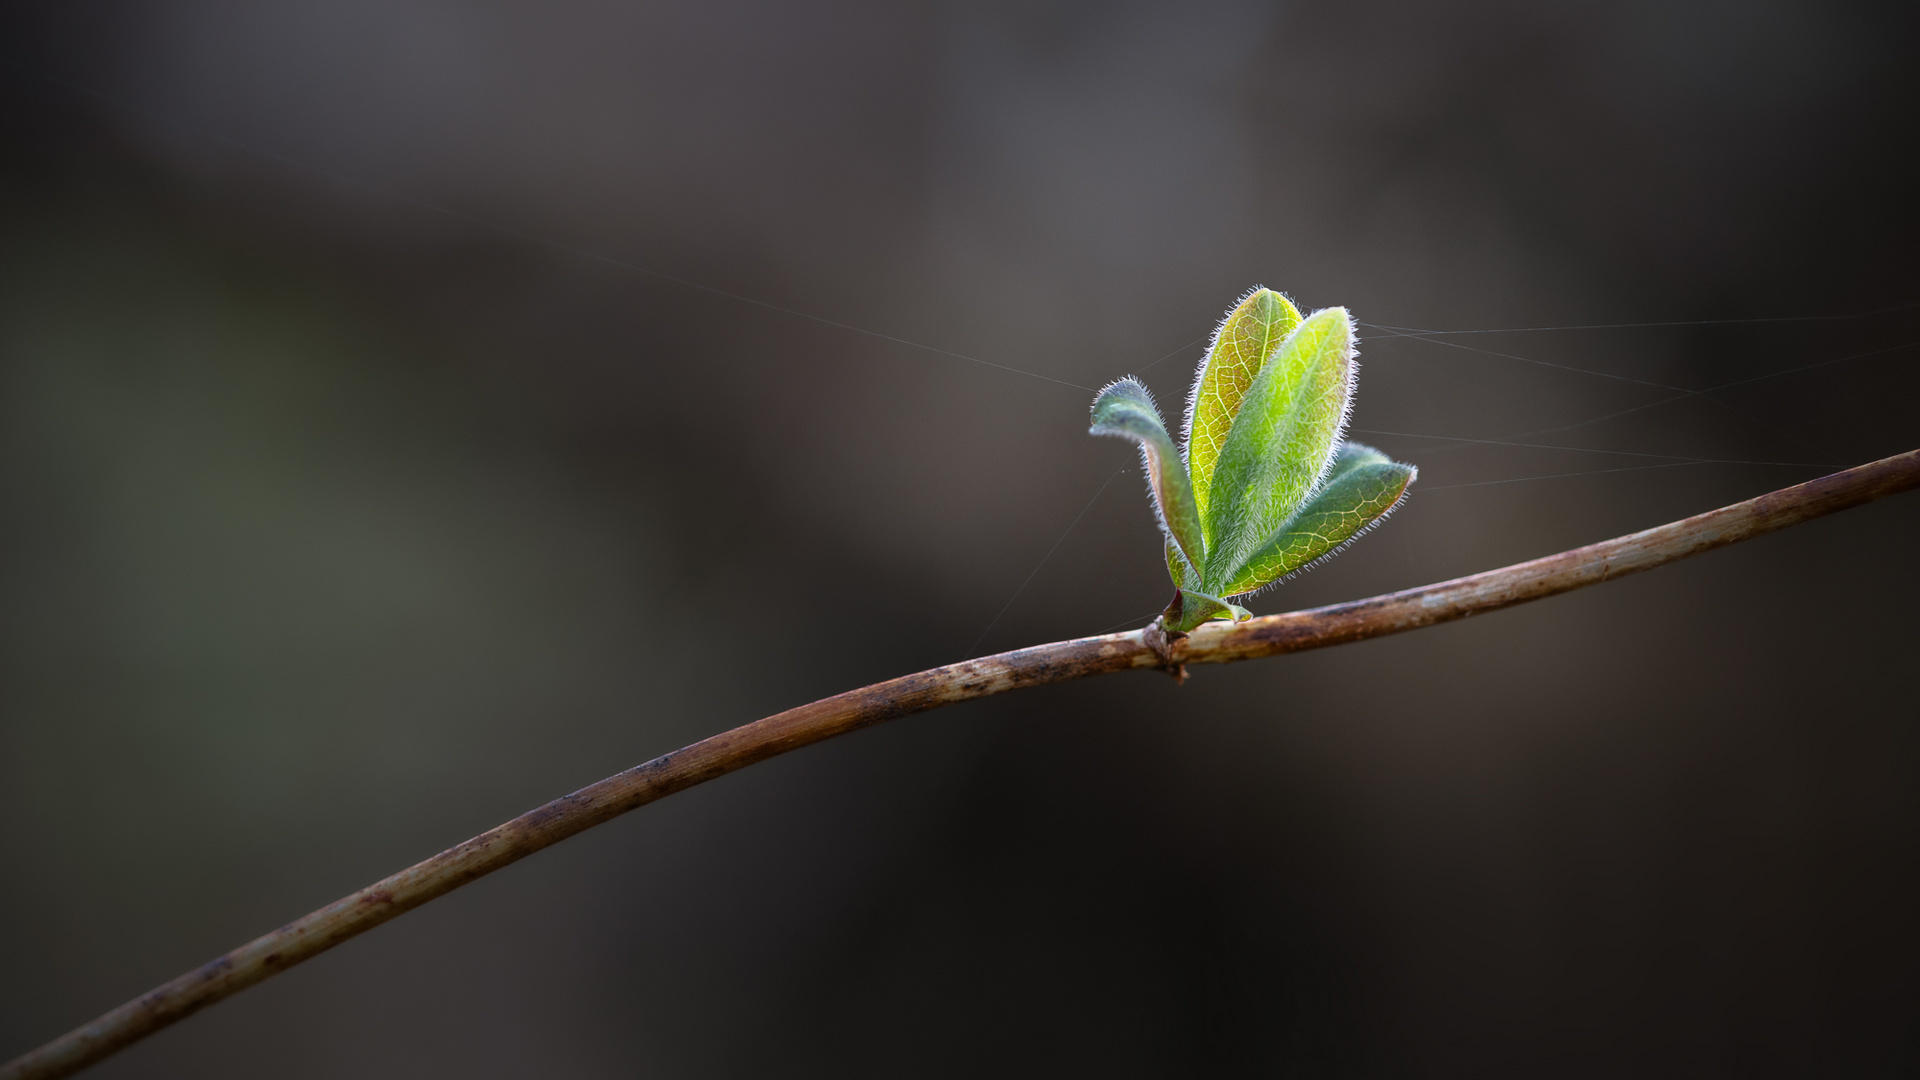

{"left": 1218, "top": 442, "right": 1415, "bottom": 596}
{"left": 1164, "top": 537, "right": 1201, "bottom": 591}
{"left": 1184, "top": 287, "right": 1301, "bottom": 530}
{"left": 1201, "top": 307, "right": 1357, "bottom": 589}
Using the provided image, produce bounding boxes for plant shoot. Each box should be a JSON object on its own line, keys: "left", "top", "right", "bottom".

{"left": 1091, "top": 288, "right": 1417, "bottom": 634}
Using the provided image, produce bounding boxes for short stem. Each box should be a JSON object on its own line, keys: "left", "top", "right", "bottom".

{"left": 1162, "top": 587, "right": 1252, "bottom": 633}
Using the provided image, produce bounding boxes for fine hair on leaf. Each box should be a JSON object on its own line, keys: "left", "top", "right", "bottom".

{"left": 1090, "top": 288, "right": 1414, "bottom": 634}
{"left": 1089, "top": 377, "right": 1204, "bottom": 577}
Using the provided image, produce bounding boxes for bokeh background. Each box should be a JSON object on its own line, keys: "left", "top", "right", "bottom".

{"left": 3, "top": 1, "right": 1918, "bottom": 1075}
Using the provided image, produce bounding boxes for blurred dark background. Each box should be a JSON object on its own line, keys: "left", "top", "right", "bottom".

{"left": 3, "top": 1, "right": 1917, "bottom": 1075}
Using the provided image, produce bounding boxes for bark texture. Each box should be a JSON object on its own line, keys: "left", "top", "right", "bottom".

{"left": 6, "top": 448, "right": 1917, "bottom": 1080}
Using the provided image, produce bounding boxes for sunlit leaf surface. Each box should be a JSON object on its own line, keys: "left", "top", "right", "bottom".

{"left": 1185, "top": 288, "right": 1301, "bottom": 530}
{"left": 1220, "top": 441, "right": 1415, "bottom": 596}
{"left": 1202, "top": 307, "right": 1356, "bottom": 586}
{"left": 1089, "top": 292, "right": 1412, "bottom": 635}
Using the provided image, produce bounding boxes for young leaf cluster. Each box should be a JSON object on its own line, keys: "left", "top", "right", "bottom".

{"left": 1091, "top": 287, "right": 1416, "bottom": 634}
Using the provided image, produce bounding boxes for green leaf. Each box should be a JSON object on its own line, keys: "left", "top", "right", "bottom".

{"left": 1164, "top": 537, "right": 1201, "bottom": 591}
{"left": 1090, "top": 378, "right": 1205, "bottom": 578}
{"left": 1184, "top": 288, "right": 1302, "bottom": 529}
{"left": 1200, "top": 307, "right": 1358, "bottom": 590}
{"left": 1086, "top": 290, "right": 1414, "bottom": 637}
{"left": 1217, "top": 441, "right": 1416, "bottom": 596}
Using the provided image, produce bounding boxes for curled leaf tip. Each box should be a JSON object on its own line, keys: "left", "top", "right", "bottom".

{"left": 1089, "top": 378, "right": 1205, "bottom": 577}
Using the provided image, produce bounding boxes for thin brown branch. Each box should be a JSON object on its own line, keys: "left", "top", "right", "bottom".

{"left": 7, "top": 448, "right": 1918, "bottom": 1080}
